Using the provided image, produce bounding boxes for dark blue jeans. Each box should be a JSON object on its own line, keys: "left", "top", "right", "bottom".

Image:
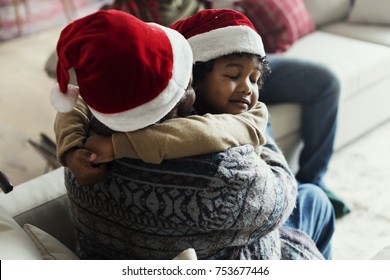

{"left": 262, "top": 57, "right": 339, "bottom": 259}
{"left": 261, "top": 56, "right": 340, "bottom": 191}
{"left": 284, "top": 183, "right": 335, "bottom": 259}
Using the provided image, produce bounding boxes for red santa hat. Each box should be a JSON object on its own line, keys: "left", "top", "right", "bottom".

{"left": 169, "top": 9, "right": 265, "bottom": 62}
{"left": 51, "top": 10, "right": 192, "bottom": 132}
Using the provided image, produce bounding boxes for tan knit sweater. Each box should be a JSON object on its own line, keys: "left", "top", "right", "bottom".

{"left": 54, "top": 98, "right": 268, "bottom": 165}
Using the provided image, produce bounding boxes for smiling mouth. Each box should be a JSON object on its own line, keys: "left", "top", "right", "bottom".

{"left": 231, "top": 99, "right": 250, "bottom": 106}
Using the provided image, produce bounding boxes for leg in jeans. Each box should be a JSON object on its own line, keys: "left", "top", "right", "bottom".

{"left": 284, "top": 183, "right": 336, "bottom": 259}
{"left": 261, "top": 56, "right": 350, "bottom": 218}
{"left": 266, "top": 126, "right": 335, "bottom": 257}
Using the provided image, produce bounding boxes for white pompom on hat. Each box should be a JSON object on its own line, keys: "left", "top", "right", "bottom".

{"left": 51, "top": 10, "right": 193, "bottom": 132}
{"left": 169, "top": 8, "right": 265, "bottom": 62}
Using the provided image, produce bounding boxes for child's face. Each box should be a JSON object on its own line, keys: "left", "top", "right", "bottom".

{"left": 194, "top": 56, "right": 261, "bottom": 115}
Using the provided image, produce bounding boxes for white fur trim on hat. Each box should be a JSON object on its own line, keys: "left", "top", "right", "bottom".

{"left": 188, "top": 25, "right": 265, "bottom": 62}
{"left": 50, "top": 83, "right": 80, "bottom": 112}
{"left": 90, "top": 24, "right": 193, "bottom": 132}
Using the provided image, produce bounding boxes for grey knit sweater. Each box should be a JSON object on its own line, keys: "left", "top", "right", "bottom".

{"left": 65, "top": 135, "right": 323, "bottom": 260}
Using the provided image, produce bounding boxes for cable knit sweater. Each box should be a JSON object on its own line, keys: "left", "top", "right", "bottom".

{"left": 65, "top": 133, "right": 322, "bottom": 259}
{"left": 55, "top": 99, "right": 323, "bottom": 259}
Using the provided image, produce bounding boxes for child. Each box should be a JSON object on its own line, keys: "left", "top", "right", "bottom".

{"left": 54, "top": 9, "right": 326, "bottom": 260}
{"left": 56, "top": 8, "right": 271, "bottom": 171}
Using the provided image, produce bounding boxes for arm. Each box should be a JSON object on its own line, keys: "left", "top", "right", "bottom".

{"left": 213, "top": 139, "right": 297, "bottom": 238}
{"left": 86, "top": 102, "right": 268, "bottom": 164}
{"left": 54, "top": 97, "right": 92, "bottom": 165}
{"left": 259, "top": 135, "right": 298, "bottom": 225}
{"left": 54, "top": 97, "right": 108, "bottom": 185}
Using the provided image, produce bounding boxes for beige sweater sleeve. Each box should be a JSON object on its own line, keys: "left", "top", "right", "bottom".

{"left": 112, "top": 102, "right": 268, "bottom": 164}
{"left": 54, "top": 97, "right": 92, "bottom": 166}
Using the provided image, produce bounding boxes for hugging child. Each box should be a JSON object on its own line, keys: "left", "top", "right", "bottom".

{"left": 52, "top": 9, "right": 329, "bottom": 260}
{"left": 55, "top": 9, "right": 270, "bottom": 174}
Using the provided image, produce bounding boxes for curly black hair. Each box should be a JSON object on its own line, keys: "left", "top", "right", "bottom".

{"left": 192, "top": 52, "right": 271, "bottom": 90}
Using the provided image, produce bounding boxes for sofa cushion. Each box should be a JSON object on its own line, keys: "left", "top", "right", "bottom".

{"left": 281, "top": 31, "right": 390, "bottom": 100}
{"left": 321, "top": 23, "right": 390, "bottom": 47}
{"left": 234, "top": 0, "right": 315, "bottom": 53}
{"left": 348, "top": 0, "right": 390, "bottom": 25}
{"left": 23, "top": 224, "right": 79, "bottom": 260}
{"left": 267, "top": 103, "right": 302, "bottom": 173}
{"left": 281, "top": 31, "right": 390, "bottom": 149}
{"left": 303, "top": 0, "right": 351, "bottom": 27}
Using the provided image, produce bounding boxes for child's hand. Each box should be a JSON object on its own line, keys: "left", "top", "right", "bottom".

{"left": 84, "top": 135, "right": 115, "bottom": 164}
{"left": 65, "top": 148, "right": 107, "bottom": 186}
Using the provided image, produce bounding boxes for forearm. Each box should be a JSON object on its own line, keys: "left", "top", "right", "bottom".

{"left": 112, "top": 102, "right": 268, "bottom": 164}
{"left": 54, "top": 97, "right": 92, "bottom": 165}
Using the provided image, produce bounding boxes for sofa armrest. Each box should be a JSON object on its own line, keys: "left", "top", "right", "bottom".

{"left": 0, "top": 167, "right": 66, "bottom": 216}
{"left": 0, "top": 167, "right": 76, "bottom": 251}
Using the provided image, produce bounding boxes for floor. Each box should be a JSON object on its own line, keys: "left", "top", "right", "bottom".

{"left": 0, "top": 27, "right": 60, "bottom": 185}
{"left": 0, "top": 27, "right": 389, "bottom": 260}
{"left": 327, "top": 120, "right": 390, "bottom": 260}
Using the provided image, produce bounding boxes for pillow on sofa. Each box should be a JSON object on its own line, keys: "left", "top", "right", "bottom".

{"left": 23, "top": 224, "right": 79, "bottom": 260}
{"left": 234, "top": 0, "right": 315, "bottom": 53}
{"left": 348, "top": 0, "right": 390, "bottom": 25}
{"left": 173, "top": 248, "right": 198, "bottom": 260}
{"left": 0, "top": 205, "right": 42, "bottom": 259}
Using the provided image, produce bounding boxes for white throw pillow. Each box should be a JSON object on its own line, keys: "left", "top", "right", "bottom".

{"left": 173, "top": 248, "right": 198, "bottom": 260}
{"left": 23, "top": 224, "right": 79, "bottom": 260}
{"left": 348, "top": 0, "right": 390, "bottom": 25}
{"left": 0, "top": 206, "right": 42, "bottom": 260}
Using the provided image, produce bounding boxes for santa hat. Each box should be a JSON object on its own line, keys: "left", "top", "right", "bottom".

{"left": 169, "top": 9, "right": 265, "bottom": 62}
{"left": 51, "top": 10, "right": 192, "bottom": 132}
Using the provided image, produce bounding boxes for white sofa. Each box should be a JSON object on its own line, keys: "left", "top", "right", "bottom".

{"left": 267, "top": 0, "right": 390, "bottom": 170}
{"left": 210, "top": 0, "right": 390, "bottom": 167}
{"left": 43, "top": 0, "right": 390, "bottom": 171}
{"left": 2, "top": 0, "right": 390, "bottom": 260}
{"left": 0, "top": 167, "right": 388, "bottom": 260}
{"left": 0, "top": 168, "right": 197, "bottom": 260}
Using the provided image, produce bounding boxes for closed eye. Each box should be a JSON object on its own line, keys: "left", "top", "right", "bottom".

{"left": 225, "top": 74, "right": 239, "bottom": 80}
{"left": 251, "top": 72, "right": 261, "bottom": 85}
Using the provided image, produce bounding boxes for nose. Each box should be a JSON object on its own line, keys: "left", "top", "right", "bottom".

{"left": 238, "top": 79, "right": 252, "bottom": 95}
